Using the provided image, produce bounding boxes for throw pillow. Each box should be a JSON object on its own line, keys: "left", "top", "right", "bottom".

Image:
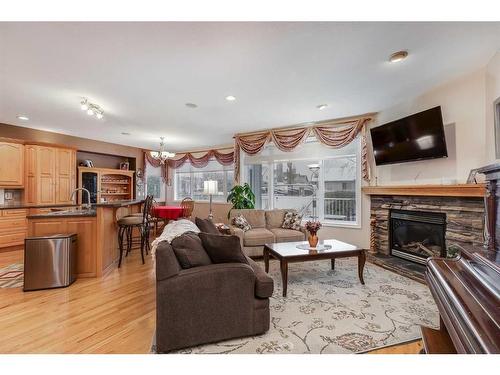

{"left": 282, "top": 211, "right": 303, "bottom": 230}
{"left": 232, "top": 214, "right": 251, "bottom": 231}
{"left": 171, "top": 231, "right": 212, "bottom": 269}
{"left": 198, "top": 232, "right": 249, "bottom": 265}
{"left": 195, "top": 217, "right": 220, "bottom": 235}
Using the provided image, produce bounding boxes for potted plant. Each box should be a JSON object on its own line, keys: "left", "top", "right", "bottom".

{"left": 227, "top": 183, "right": 256, "bottom": 218}
{"left": 305, "top": 220, "right": 322, "bottom": 248}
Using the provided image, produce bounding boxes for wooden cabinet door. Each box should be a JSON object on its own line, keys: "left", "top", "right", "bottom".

{"left": 30, "top": 219, "right": 65, "bottom": 237}
{"left": 55, "top": 148, "right": 76, "bottom": 204}
{"left": 37, "top": 146, "right": 56, "bottom": 204}
{"left": 0, "top": 142, "right": 24, "bottom": 187}
{"left": 66, "top": 218, "right": 96, "bottom": 277}
{"left": 25, "top": 145, "right": 37, "bottom": 204}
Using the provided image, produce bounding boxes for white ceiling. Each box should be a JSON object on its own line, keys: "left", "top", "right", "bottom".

{"left": 1, "top": 22, "right": 499, "bottom": 151}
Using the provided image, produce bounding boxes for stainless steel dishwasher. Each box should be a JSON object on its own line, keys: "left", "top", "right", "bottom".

{"left": 23, "top": 234, "right": 77, "bottom": 291}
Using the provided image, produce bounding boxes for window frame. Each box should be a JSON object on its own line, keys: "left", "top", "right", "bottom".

{"left": 144, "top": 165, "right": 166, "bottom": 202}
{"left": 242, "top": 137, "right": 362, "bottom": 228}
{"left": 173, "top": 161, "right": 234, "bottom": 203}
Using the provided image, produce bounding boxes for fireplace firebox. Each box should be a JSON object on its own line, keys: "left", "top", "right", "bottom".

{"left": 389, "top": 209, "right": 446, "bottom": 264}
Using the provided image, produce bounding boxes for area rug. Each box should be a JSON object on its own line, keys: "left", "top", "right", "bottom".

{"left": 155, "top": 258, "right": 439, "bottom": 354}
{"left": 0, "top": 263, "right": 23, "bottom": 288}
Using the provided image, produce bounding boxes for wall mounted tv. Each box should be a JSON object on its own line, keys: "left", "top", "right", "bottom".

{"left": 370, "top": 106, "right": 448, "bottom": 166}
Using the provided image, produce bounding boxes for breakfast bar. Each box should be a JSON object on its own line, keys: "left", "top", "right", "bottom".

{"left": 27, "top": 200, "right": 144, "bottom": 278}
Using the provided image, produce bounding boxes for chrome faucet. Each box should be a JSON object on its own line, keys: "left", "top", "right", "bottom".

{"left": 70, "top": 188, "right": 92, "bottom": 209}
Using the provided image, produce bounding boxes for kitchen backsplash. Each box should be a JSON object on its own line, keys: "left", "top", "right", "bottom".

{"left": 0, "top": 189, "right": 23, "bottom": 206}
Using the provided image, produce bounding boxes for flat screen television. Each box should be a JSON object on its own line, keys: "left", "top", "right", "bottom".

{"left": 370, "top": 106, "right": 447, "bottom": 166}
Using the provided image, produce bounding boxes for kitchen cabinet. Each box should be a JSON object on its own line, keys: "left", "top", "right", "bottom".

{"left": 0, "top": 209, "right": 28, "bottom": 249}
{"left": 55, "top": 148, "right": 76, "bottom": 204}
{"left": 29, "top": 216, "right": 97, "bottom": 277}
{"left": 0, "top": 142, "right": 24, "bottom": 188}
{"left": 25, "top": 145, "right": 76, "bottom": 205}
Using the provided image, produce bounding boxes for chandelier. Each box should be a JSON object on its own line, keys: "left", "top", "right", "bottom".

{"left": 150, "top": 137, "right": 176, "bottom": 164}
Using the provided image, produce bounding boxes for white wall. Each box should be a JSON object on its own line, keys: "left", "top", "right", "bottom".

{"left": 321, "top": 66, "right": 493, "bottom": 249}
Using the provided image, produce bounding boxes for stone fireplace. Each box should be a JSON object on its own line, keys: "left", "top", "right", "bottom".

{"left": 363, "top": 184, "right": 486, "bottom": 281}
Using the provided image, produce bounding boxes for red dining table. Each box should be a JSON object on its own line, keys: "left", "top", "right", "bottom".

{"left": 152, "top": 205, "right": 184, "bottom": 220}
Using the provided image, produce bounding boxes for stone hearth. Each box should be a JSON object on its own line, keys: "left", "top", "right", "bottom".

{"left": 368, "top": 194, "right": 485, "bottom": 280}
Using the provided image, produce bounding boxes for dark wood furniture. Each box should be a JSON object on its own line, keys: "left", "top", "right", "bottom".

{"left": 263, "top": 239, "right": 366, "bottom": 297}
{"left": 422, "top": 163, "right": 500, "bottom": 354}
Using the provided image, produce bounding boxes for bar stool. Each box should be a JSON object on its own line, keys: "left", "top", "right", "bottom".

{"left": 124, "top": 195, "right": 154, "bottom": 254}
{"left": 117, "top": 196, "right": 152, "bottom": 267}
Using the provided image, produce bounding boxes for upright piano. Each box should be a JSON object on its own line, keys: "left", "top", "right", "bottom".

{"left": 423, "top": 163, "right": 500, "bottom": 354}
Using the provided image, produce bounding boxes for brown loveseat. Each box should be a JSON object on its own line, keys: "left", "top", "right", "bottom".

{"left": 155, "top": 240, "right": 273, "bottom": 353}
{"left": 229, "top": 209, "right": 306, "bottom": 257}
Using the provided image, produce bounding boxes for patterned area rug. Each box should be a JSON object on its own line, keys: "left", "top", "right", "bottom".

{"left": 168, "top": 259, "right": 439, "bottom": 354}
{"left": 0, "top": 263, "right": 23, "bottom": 288}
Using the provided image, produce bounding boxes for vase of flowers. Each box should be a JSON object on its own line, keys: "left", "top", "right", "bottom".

{"left": 305, "top": 220, "right": 322, "bottom": 248}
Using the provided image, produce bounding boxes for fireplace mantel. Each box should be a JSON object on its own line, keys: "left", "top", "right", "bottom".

{"left": 362, "top": 184, "right": 486, "bottom": 198}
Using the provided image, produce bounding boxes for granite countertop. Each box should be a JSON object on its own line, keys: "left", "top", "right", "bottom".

{"left": 27, "top": 209, "right": 97, "bottom": 219}
{"left": 94, "top": 199, "right": 145, "bottom": 208}
{"left": 1, "top": 199, "right": 144, "bottom": 210}
{"left": 0, "top": 203, "right": 78, "bottom": 210}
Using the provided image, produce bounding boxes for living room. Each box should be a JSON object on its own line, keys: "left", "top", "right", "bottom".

{"left": 1, "top": 2, "right": 499, "bottom": 374}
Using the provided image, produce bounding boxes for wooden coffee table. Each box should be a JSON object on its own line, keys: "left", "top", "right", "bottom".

{"left": 263, "top": 239, "right": 366, "bottom": 297}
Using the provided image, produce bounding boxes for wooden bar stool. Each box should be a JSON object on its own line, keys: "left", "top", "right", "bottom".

{"left": 117, "top": 196, "right": 152, "bottom": 267}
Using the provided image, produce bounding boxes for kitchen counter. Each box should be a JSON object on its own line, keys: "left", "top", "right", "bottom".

{"left": 1, "top": 199, "right": 144, "bottom": 210}
{"left": 27, "top": 209, "right": 97, "bottom": 219}
{"left": 94, "top": 199, "right": 145, "bottom": 208}
{"left": 0, "top": 203, "right": 78, "bottom": 210}
{"left": 27, "top": 199, "right": 143, "bottom": 278}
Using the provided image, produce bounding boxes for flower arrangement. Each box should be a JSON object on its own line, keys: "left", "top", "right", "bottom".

{"left": 305, "top": 220, "right": 322, "bottom": 235}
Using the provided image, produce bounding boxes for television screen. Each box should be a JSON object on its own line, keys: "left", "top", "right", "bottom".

{"left": 370, "top": 106, "right": 448, "bottom": 166}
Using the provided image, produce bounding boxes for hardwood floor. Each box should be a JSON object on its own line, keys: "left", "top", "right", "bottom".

{"left": 0, "top": 248, "right": 422, "bottom": 354}
{"left": 0, "top": 249, "right": 156, "bottom": 353}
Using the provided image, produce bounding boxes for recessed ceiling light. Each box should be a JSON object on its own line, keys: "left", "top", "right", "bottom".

{"left": 185, "top": 103, "right": 198, "bottom": 108}
{"left": 121, "top": 132, "right": 131, "bottom": 136}
{"left": 16, "top": 115, "right": 29, "bottom": 121}
{"left": 316, "top": 104, "right": 328, "bottom": 110}
{"left": 225, "top": 95, "right": 236, "bottom": 102}
{"left": 389, "top": 50, "right": 408, "bottom": 63}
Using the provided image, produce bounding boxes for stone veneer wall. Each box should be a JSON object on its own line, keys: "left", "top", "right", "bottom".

{"left": 370, "top": 195, "right": 485, "bottom": 257}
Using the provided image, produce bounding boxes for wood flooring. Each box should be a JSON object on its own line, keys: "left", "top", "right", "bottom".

{"left": 0, "top": 249, "right": 422, "bottom": 354}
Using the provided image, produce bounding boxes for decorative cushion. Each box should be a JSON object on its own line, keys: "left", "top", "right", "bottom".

{"left": 170, "top": 232, "right": 212, "bottom": 269}
{"left": 270, "top": 228, "right": 306, "bottom": 242}
{"left": 230, "top": 209, "right": 266, "bottom": 228}
{"left": 198, "top": 233, "right": 249, "bottom": 265}
{"left": 281, "top": 211, "right": 303, "bottom": 230}
{"left": 232, "top": 214, "right": 251, "bottom": 231}
{"left": 243, "top": 228, "right": 275, "bottom": 247}
{"left": 195, "top": 217, "right": 220, "bottom": 235}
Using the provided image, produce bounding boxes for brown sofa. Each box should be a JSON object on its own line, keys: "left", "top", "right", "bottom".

{"left": 155, "top": 240, "right": 273, "bottom": 353}
{"left": 229, "top": 209, "right": 306, "bottom": 257}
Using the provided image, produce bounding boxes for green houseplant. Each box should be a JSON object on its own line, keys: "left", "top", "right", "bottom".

{"left": 227, "top": 183, "right": 256, "bottom": 218}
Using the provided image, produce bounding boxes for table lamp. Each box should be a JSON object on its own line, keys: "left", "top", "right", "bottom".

{"left": 203, "top": 180, "right": 218, "bottom": 219}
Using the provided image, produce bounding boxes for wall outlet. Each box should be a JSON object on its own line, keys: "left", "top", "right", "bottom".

{"left": 4, "top": 192, "right": 13, "bottom": 200}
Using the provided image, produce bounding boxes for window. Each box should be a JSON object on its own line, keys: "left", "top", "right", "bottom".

{"left": 243, "top": 137, "right": 361, "bottom": 226}
{"left": 174, "top": 160, "right": 234, "bottom": 202}
{"left": 145, "top": 165, "right": 165, "bottom": 202}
